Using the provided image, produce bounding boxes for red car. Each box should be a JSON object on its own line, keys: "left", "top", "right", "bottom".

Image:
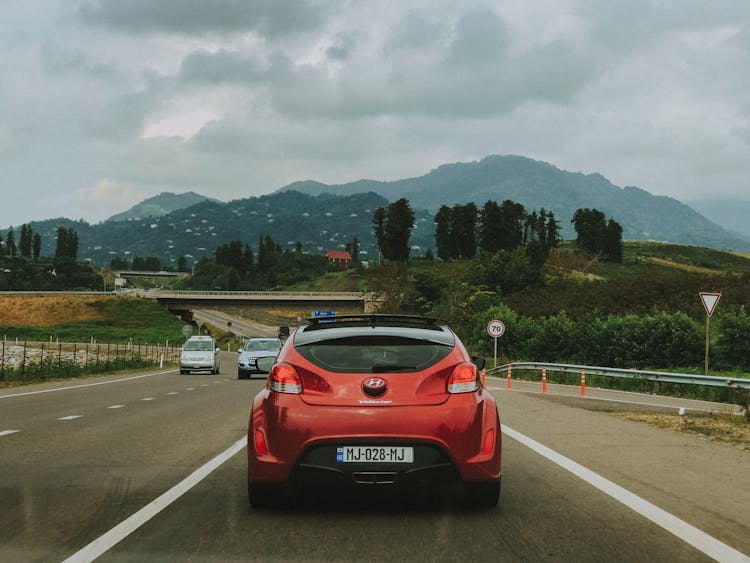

{"left": 247, "top": 314, "right": 501, "bottom": 507}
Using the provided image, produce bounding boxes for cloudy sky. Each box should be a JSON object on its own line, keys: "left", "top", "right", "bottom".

{"left": 2, "top": 0, "right": 749, "bottom": 227}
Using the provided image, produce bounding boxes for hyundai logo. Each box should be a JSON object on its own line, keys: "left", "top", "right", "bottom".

{"left": 362, "top": 377, "right": 387, "bottom": 397}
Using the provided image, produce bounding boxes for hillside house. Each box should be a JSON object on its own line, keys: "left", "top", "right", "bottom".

{"left": 326, "top": 250, "right": 352, "bottom": 269}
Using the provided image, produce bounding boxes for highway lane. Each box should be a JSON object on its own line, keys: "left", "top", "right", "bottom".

{"left": 1, "top": 362, "right": 748, "bottom": 562}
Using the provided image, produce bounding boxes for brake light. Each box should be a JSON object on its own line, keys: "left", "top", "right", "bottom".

{"left": 447, "top": 362, "right": 479, "bottom": 393}
{"left": 254, "top": 429, "right": 268, "bottom": 456}
{"left": 269, "top": 363, "right": 302, "bottom": 394}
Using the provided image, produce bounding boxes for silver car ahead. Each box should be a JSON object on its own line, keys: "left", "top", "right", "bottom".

{"left": 238, "top": 337, "right": 281, "bottom": 379}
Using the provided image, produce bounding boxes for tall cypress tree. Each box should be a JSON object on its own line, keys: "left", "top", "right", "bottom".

{"left": 434, "top": 205, "right": 452, "bottom": 260}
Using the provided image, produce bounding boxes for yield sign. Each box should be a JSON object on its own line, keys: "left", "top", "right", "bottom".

{"left": 699, "top": 292, "right": 721, "bottom": 317}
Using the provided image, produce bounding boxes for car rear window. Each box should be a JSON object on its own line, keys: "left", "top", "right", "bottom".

{"left": 244, "top": 339, "right": 280, "bottom": 352}
{"left": 183, "top": 340, "right": 213, "bottom": 351}
{"left": 295, "top": 336, "right": 452, "bottom": 373}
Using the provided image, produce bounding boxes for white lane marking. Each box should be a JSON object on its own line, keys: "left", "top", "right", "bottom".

{"left": 199, "top": 384, "right": 209, "bottom": 387}
{"left": 62, "top": 436, "right": 247, "bottom": 563}
{"left": 107, "top": 405, "right": 125, "bottom": 409}
{"left": 166, "top": 392, "right": 178, "bottom": 395}
{"left": 0, "top": 370, "right": 177, "bottom": 399}
{"left": 141, "top": 397, "right": 156, "bottom": 401}
{"left": 502, "top": 424, "right": 750, "bottom": 562}
{"left": 185, "top": 388, "right": 195, "bottom": 391}
{"left": 211, "top": 381, "right": 221, "bottom": 384}
{"left": 58, "top": 415, "right": 83, "bottom": 421}
{"left": 0, "top": 430, "right": 20, "bottom": 437}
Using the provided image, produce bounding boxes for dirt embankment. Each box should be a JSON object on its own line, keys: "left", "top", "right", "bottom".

{"left": 0, "top": 295, "right": 108, "bottom": 327}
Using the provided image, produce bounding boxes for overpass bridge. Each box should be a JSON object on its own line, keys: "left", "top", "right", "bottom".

{"left": 131, "top": 289, "right": 378, "bottom": 318}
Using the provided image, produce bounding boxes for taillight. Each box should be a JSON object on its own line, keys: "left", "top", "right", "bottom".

{"left": 447, "top": 362, "right": 479, "bottom": 393}
{"left": 254, "top": 429, "right": 268, "bottom": 456}
{"left": 269, "top": 363, "right": 302, "bottom": 394}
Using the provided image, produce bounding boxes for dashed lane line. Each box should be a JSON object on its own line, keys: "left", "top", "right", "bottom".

{"left": 58, "top": 415, "right": 83, "bottom": 421}
{"left": 107, "top": 405, "right": 125, "bottom": 409}
{"left": 141, "top": 398, "right": 156, "bottom": 401}
{"left": 1, "top": 430, "right": 20, "bottom": 437}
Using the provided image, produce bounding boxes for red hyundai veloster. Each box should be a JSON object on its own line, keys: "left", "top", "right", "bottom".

{"left": 247, "top": 315, "right": 501, "bottom": 507}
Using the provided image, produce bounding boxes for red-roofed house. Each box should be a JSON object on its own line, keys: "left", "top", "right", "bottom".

{"left": 326, "top": 250, "right": 352, "bottom": 269}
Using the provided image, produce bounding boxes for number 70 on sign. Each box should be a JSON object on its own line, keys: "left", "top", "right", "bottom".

{"left": 487, "top": 320, "right": 505, "bottom": 338}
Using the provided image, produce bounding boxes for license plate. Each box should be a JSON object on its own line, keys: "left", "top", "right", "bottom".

{"left": 336, "top": 446, "right": 413, "bottom": 463}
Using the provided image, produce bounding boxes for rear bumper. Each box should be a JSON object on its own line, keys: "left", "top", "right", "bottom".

{"left": 248, "top": 390, "right": 501, "bottom": 486}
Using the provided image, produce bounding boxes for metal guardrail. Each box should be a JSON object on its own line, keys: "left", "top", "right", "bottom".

{"left": 144, "top": 289, "right": 368, "bottom": 298}
{"left": 489, "top": 362, "right": 750, "bottom": 390}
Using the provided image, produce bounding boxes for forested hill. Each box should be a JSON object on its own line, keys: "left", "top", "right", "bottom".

{"left": 280, "top": 155, "right": 750, "bottom": 250}
{"left": 105, "top": 191, "right": 215, "bottom": 222}
{"left": 6, "top": 191, "right": 437, "bottom": 267}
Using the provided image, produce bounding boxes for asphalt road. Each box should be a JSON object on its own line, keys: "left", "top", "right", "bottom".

{"left": 1, "top": 355, "right": 748, "bottom": 562}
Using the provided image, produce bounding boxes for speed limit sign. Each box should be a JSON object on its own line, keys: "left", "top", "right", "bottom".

{"left": 487, "top": 320, "right": 505, "bottom": 338}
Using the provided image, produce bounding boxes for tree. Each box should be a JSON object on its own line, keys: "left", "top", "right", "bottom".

{"left": 497, "top": 200, "right": 526, "bottom": 251}
{"left": 372, "top": 207, "right": 386, "bottom": 261}
{"left": 345, "top": 237, "right": 360, "bottom": 263}
{"left": 6, "top": 229, "right": 16, "bottom": 256}
{"left": 19, "top": 224, "right": 33, "bottom": 258}
{"left": 32, "top": 233, "right": 42, "bottom": 260}
{"left": 451, "top": 203, "right": 477, "bottom": 259}
{"left": 479, "top": 200, "right": 503, "bottom": 253}
{"left": 55, "top": 227, "right": 78, "bottom": 260}
{"left": 435, "top": 205, "right": 452, "bottom": 260}
{"left": 545, "top": 211, "right": 560, "bottom": 249}
{"left": 571, "top": 208, "right": 607, "bottom": 257}
{"left": 605, "top": 219, "right": 623, "bottom": 262}
{"left": 177, "top": 256, "right": 188, "bottom": 272}
{"left": 374, "top": 199, "right": 415, "bottom": 262}
{"left": 571, "top": 208, "right": 621, "bottom": 261}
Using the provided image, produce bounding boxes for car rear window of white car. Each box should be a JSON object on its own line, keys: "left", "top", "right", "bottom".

{"left": 183, "top": 341, "right": 214, "bottom": 351}
{"left": 296, "top": 336, "right": 452, "bottom": 373}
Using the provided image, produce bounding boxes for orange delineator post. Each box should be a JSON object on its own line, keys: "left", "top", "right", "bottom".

{"left": 542, "top": 367, "right": 547, "bottom": 393}
{"left": 481, "top": 369, "right": 486, "bottom": 387}
{"left": 506, "top": 365, "right": 512, "bottom": 389}
{"left": 580, "top": 368, "right": 586, "bottom": 397}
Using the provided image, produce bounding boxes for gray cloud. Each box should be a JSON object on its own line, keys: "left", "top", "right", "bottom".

{"left": 77, "top": 0, "right": 331, "bottom": 37}
{"left": 2, "top": 1, "right": 750, "bottom": 227}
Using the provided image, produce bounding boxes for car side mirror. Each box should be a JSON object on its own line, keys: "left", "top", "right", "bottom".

{"left": 471, "top": 356, "right": 486, "bottom": 370}
{"left": 255, "top": 356, "right": 276, "bottom": 374}
{"left": 215, "top": 347, "right": 220, "bottom": 353}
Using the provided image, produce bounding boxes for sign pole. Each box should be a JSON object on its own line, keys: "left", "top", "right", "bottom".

{"left": 704, "top": 316, "right": 710, "bottom": 375}
{"left": 493, "top": 335, "right": 498, "bottom": 369}
{"left": 699, "top": 292, "right": 721, "bottom": 376}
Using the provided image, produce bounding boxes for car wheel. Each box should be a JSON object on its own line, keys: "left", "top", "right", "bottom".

{"left": 180, "top": 369, "right": 187, "bottom": 375}
{"left": 248, "top": 481, "right": 284, "bottom": 508}
{"left": 463, "top": 480, "right": 500, "bottom": 508}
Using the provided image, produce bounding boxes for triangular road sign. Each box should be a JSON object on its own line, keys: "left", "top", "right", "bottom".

{"left": 699, "top": 292, "right": 721, "bottom": 317}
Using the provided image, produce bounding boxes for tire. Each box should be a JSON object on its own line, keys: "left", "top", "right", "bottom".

{"left": 180, "top": 369, "right": 187, "bottom": 375}
{"left": 463, "top": 480, "right": 500, "bottom": 508}
{"left": 248, "top": 481, "right": 284, "bottom": 509}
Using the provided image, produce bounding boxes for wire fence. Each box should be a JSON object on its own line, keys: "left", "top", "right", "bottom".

{"left": 0, "top": 340, "right": 182, "bottom": 383}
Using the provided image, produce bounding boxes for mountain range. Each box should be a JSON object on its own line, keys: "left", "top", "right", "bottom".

{"left": 3, "top": 155, "right": 748, "bottom": 267}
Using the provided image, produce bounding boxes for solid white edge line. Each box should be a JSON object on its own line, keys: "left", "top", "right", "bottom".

{"left": 0, "top": 430, "right": 20, "bottom": 437}
{"left": 62, "top": 435, "right": 247, "bottom": 563}
{"left": 0, "top": 369, "right": 177, "bottom": 399}
{"left": 501, "top": 424, "right": 750, "bottom": 562}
